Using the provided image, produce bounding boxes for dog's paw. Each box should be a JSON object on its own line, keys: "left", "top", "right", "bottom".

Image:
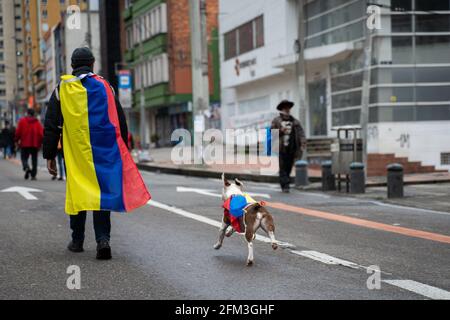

{"left": 246, "top": 260, "right": 253, "bottom": 266}
{"left": 213, "top": 242, "right": 222, "bottom": 250}
{"left": 272, "top": 243, "right": 278, "bottom": 250}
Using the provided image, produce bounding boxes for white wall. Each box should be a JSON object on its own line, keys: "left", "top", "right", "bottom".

{"left": 368, "top": 121, "right": 450, "bottom": 171}
{"left": 219, "top": 0, "right": 295, "bottom": 89}
{"left": 220, "top": 0, "right": 300, "bottom": 131}
{"left": 64, "top": 12, "right": 102, "bottom": 75}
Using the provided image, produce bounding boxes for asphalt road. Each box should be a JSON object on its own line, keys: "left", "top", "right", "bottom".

{"left": 0, "top": 158, "right": 449, "bottom": 300}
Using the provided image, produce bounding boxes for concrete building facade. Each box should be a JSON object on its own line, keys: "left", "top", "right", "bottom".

{"left": 0, "top": 0, "right": 26, "bottom": 125}
{"left": 123, "top": 0, "right": 220, "bottom": 147}
{"left": 219, "top": 0, "right": 450, "bottom": 173}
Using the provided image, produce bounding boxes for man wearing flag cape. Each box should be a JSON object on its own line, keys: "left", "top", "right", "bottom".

{"left": 43, "top": 47, "right": 151, "bottom": 260}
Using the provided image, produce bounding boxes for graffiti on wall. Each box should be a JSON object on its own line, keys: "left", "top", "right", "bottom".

{"left": 396, "top": 133, "right": 410, "bottom": 149}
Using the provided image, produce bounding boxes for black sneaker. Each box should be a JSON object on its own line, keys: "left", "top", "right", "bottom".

{"left": 24, "top": 169, "right": 30, "bottom": 180}
{"left": 282, "top": 188, "right": 290, "bottom": 193}
{"left": 67, "top": 241, "right": 84, "bottom": 253}
{"left": 96, "top": 240, "right": 112, "bottom": 260}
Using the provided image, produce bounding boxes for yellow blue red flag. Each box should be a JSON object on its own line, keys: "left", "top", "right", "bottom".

{"left": 59, "top": 73, "right": 151, "bottom": 215}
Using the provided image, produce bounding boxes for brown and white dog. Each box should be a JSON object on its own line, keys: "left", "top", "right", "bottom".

{"left": 214, "top": 173, "right": 278, "bottom": 266}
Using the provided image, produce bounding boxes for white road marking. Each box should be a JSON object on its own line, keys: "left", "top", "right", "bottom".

{"left": 383, "top": 280, "right": 450, "bottom": 300}
{"left": 291, "top": 250, "right": 361, "bottom": 269}
{"left": 176, "top": 186, "right": 221, "bottom": 198}
{"left": 176, "top": 186, "right": 271, "bottom": 199}
{"left": 1, "top": 186, "right": 43, "bottom": 200}
{"left": 148, "top": 199, "right": 450, "bottom": 299}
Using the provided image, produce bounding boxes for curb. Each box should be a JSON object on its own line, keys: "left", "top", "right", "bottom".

{"left": 137, "top": 163, "right": 450, "bottom": 187}
{"left": 136, "top": 163, "right": 323, "bottom": 184}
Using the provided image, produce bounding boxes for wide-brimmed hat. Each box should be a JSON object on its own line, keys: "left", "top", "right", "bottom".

{"left": 276, "top": 100, "right": 294, "bottom": 111}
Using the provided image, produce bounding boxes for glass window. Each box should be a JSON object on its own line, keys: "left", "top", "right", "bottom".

{"left": 255, "top": 16, "right": 264, "bottom": 48}
{"left": 332, "top": 109, "right": 361, "bottom": 126}
{"left": 416, "top": 36, "right": 450, "bottom": 63}
{"left": 416, "top": 86, "right": 450, "bottom": 101}
{"left": 417, "top": 105, "right": 450, "bottom": 120}
{"left": 371, "top": 68, "right": 414, "bottom": 83}
{"left": 238, "top": 21, "right": 253, "bottom": 55}
{"left": 415, "top": 0, "right": 450, "bottom": 11}
{"left": 391, "top": 0, "right": 412, "bottom": 11}
{"left": 392, "top": 36, "right": 413, "bottom": 64}
{"left": 331, "top": 51, "right": 364, "bottom": 75}
{"left": 391, "top": 15, "right": 412, "bottom": 32}
{"left": 332, "top": 90, "right": 362, "bottom": 108}
{"left": 416, "top": 14, "right": 450, "bottom": 32}
{"left": 370, "top": 87, "right": 414, "bottom": 103}
{"left": 224, "top": 30, "right": 237, "bottom": 60}
{"left": 331, "top": 72, "right": 363, "bottom": 92}
{"left": 415, "top": 67, "right": 450, "bottom": 82}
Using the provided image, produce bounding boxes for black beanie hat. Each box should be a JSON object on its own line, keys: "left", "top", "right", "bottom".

{"left": 71, "top": 47, "right": 95, "bottom": 68}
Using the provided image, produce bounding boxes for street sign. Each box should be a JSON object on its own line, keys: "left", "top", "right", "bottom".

{"left": 1, "top": 186, "right": 43, "bottom": 200}
{"left": 118, "top": 70, "right": 132, "bottom": 109}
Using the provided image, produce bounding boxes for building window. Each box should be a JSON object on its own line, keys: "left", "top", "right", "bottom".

{"left": 416, "top": 14, "right": 450, "bottom": 32}
{"left": 391, "top": 15, "right": 412, "bottom": 32}
{"left": 415, "top": 0, "right": 450, "bottom": 11}
{"left": 332, "top": 109, "right": 361, "bottom": 127}
{"left": 224, "top": 15, "right": 264, "bottom": 60}
{"left": 415, "top": 36, "right": 450, "bottom": 64}
{"left": 391, "top": 0, "right": 412, "bottom": 11}
{"left": 441, "top": 153, "right": 450, "bottom": 165}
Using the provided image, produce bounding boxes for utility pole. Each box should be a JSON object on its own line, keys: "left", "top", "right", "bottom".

{"left": 138, "top": 19, "right": 147, "bottom": 151}
{"left": 296, "top": 0, "right": 307, "bottom": 160}
{"left": 189, "top": 0, "right": 209, "bottom": 161}
{"left": 86, "top": 0, "right": 92, "bottom": 48}
{"left": 360, "top": 10, "right": 375, "bottom": 176}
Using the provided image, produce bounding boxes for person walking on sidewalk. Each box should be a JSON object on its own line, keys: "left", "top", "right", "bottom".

{"left": 271, "top": 100, "right": 306, "bottom": 193}
{"left": 52, "top": 138, "right": 65, "bottom": 181}
{"left": 15, "top": 109, "right": 44, "bottom": 180}
{"left": 43, "top": 47, "right": 151, "bottom": 260}
{"left": 1, "top": 121, "right": 15, "bottom": 159}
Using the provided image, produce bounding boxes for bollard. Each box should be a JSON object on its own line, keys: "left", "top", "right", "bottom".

{"left": 387, "top": 163, "right": 404, "bottom": 198}
{"left": 295, "top": 160, "right": 309, "bottom": 187}
{"left": 349, "top": 162, "right": 365, "bottom": 194}
{"left": 321, "top": 161, "right": 336, "bottom": 191}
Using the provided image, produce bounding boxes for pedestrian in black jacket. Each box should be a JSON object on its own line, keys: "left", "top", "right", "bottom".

{"left": 43, "top": 47, "right": 129, "bottom": 260}
{"left": 271, "top": 100, "right": 306, "bottom": 193}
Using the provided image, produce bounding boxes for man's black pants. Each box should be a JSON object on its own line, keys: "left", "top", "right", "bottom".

{"left": 70, "top": 211, "right": 111, "bottom": 243}
{"left": 279, "top": 151, "right": 295, "bottom": 190}
{"left": 21, "top": 147, "right": 38, "bottom": 178}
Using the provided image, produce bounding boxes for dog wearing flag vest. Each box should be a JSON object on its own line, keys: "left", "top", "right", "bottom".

{"left": 214, "top": 173, "right": 278, "bottom": 266}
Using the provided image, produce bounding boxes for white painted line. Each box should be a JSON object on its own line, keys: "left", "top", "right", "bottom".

{"left": 296, "top": 190, "right": 331, "bottom": 199}
{"left": 176, "top": 186, "right": 221, "bottom": 198}
{"left": 176, "top": 186, "right": 271, "bottom": 199}
{"left": 147, "top": 200, "right": 294, "bottom": 249}
{"left": 368, "top": 200, "right": 450, "bottom": 216}
{"left": 291, "top": 250, "right": 361, "bottom": 269}
{"left": 383, "top": 280, "right": 450, "bottom": 300}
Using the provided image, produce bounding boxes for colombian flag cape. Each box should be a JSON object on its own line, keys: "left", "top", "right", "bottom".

{"left": 59, "top": 73, "right": 151, "bottom": 215}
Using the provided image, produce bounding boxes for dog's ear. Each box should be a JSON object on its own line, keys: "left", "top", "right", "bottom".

{"left": 234, "top": 178, "right": 244, "bottom": 187}
{"left": 222, "top": 173, "right": 230, "bottom": 186}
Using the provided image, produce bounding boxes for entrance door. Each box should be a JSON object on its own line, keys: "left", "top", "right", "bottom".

{"left": 308, "top": 79, "right": 328, "bottom": 136}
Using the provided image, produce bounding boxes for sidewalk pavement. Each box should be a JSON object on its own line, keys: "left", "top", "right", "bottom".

{"left": 136, "top": 147, "right": 450, "bottom": 187}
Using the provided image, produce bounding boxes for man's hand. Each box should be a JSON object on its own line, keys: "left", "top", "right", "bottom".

{"left": 47, "top": 159, "right": 57, "bottom": 177}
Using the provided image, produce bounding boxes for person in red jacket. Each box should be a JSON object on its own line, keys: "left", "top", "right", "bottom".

{"left": 15, "top": 108, "right": 44, "bottom": 180}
